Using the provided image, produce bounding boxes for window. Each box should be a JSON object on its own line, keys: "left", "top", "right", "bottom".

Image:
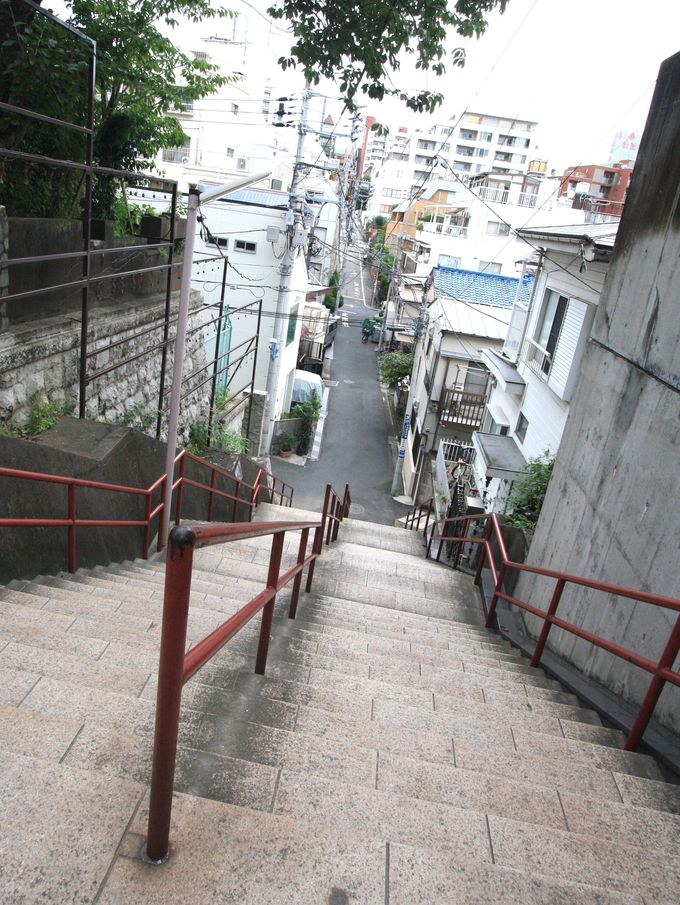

{"left": 456, "top": 145, "right": 475, "bottom": 157}
{"left": 475, "top": 148, "right": 488, "bottom": 158}
{"left": 478, "top": 261, "right": 502, "bottom": 274}
{"left": 193, "top": 50, "right": 208, "bottom": 61}
{"left": 383, "top": 187, "right": 402, "bottom": 199}
{"left": 206, "top": 233, "right": 228, "bottom": 249}
{"left": 438, "top": 254, "right": 461, "bottom": 268}
{"left": 226, "top": 147, "right": 234, "bottom": 157}
{"left": 532, "top": 290, "right": 568, "bottom": 375}
{"left": 466, "top": 114, "right": 482, "bottom": 124}
{"left": 231, "top": 103, "right": 239, "bottom": 114}
{"left": 271, "top": 178, "right": 283, "bottom": 191}
{"left": 286, "top": 304, "right": 298, "bottom": 346}
{"left": 459, "top": 129, "right": 478, "bottom": 141}
{"left": 515, "top": 412, "right": 529, "bottom": 443}
{"left": 453, "top": 161, "right": 471, "bottom": 172}
{"left": 480, "top": 131, "right": 493, "bottom": 142}
{"left": 237, "top": 157, "right": 247, "bottom": 170}
{"left": 234, "top": 239, "right": 256, "bottom": 253}
{"left": 486, "top": 220, "right": 511, "bottom": 237}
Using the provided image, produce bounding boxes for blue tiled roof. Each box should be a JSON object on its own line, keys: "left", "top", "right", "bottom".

{"left": 433, "top": 267, "right": 534, "bottom": 308}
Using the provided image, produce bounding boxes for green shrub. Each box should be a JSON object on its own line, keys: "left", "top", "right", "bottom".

{"left": 378, "top": 352, "right": 414, "bottom": 387}
{"left": 504, "top": 452, "right": 555, "bottom": 530}
{"left": 290, "top": 390, "right": 321, "bottom": 454}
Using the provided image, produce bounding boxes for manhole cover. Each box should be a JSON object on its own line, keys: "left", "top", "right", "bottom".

{"left": 350, "top": 503, "right": 365, "bottom": 514}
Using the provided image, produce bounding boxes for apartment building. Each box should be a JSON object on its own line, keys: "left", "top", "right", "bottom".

{"left": 558, "top": 161, "right": 634, "bottom": 218}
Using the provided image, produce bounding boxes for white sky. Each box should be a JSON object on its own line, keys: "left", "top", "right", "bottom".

{"left": 46, "top": 0, "right": 680, "bottom": 173}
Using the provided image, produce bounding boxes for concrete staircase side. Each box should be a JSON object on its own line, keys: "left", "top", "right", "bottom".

{"left": 0, "top": 501, "right": 678, "bottom": 904}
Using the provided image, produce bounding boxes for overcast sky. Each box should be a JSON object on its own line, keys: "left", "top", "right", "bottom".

{"left": 363, "top": 0, "right": 680, "bottom": 172}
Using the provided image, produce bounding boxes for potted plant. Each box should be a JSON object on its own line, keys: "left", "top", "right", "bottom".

{"left": 273, "top": 430, "right": 297, "bottom": 458}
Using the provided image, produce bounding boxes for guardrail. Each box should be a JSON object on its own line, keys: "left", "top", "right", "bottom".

{"left": 426, "top": 512, "right": 680, "bottom": 752}
{"left": 0, "top": 453, "right": 294, "bottom": 572}
{"left": 146, "top": 481, "right": 351, "bottom": 862}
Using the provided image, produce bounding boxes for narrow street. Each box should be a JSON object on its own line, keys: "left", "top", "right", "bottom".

{"left": 270, "top": 247, "right": 410, "bottom": 525}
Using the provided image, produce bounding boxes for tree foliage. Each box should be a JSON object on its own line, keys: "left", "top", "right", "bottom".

{"left": 0, "top": 0, "right": 232, "bottom": 217}
{"left": 268, "top": 0, "right": 508, "bottom": 112}
{"left": 379, "top": 351, "right": 414, "bottom": 387}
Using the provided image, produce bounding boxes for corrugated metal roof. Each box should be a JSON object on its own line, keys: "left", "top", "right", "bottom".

{"left": 197, "top": 185, "right": 293, "bottom": 210}
{"left": 517, "top": 222, "right": 619, "bottom": 248}
{"left": 433, "top": 266, "right": 534, "bottom": 309}
{"left": 436, "top": 297, "right": 511, "bottom": 341}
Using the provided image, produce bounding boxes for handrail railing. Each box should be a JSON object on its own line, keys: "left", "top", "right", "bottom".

{"left": 146, "top": 515, "right": 329, "bottom": 863}
{"left": 426, "top": 512, "right": 680, "bottom": 752}
{"left": 301, "top": 483, "right": 351, "bottom": 595}
{"left": 404, "top": 497, "right": 434, "bottom": 537}
{"left": 0, "top": 451, "right": 295, "bottom": 573}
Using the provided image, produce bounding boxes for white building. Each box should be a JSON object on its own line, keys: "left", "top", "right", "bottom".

{"left": 367, "top": 110, "right": 541, "bottom": 219}
{"left": 398, "top": 266, "right": 534, "bottom": 501}
{"left": 472, "top": 222, "right": 618, "bottom": 510}
{"left": 191, "top": 187, "right": 310, "bottom": 417}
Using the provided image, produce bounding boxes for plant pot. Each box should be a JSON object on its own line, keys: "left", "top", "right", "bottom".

{"left": 278, "top": 449, "right": 293, "bottom": 458}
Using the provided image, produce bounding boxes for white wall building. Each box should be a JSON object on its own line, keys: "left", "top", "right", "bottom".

{"left": 398, "top": 266, "right": 533, "bottom": 501}
{"left": 191, "top": 187, "right": 310, "bottom": 418}
{"left": 472, "top": 223, "right": 618, "bottom": 511}
{"left": 367, "top": 110, "right": 541, "bottom": 220}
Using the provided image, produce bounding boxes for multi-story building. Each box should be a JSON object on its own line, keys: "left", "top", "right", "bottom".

{"left": 472, "top": 222, "right": 618, "bottom": 511}
{"left": 557, "top": 161, "right": 634, "bottom": 218}
{"left": 367, "top": 111, "right": 539, "bottom": 219}
{"left": 396, "top": 265, "right": 533, "bottom": 501}
{"left": 385, "top": 174, "right": 595, "bottom": 279}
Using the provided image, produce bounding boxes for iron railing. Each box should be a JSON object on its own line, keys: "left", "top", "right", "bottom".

{"left": 146, "top": 480, "right": 351, "bottom": 862}
{"left": 404, "top": 497, "right": 434, "bottom": 537}
{"left": 0, "top": 453, "right": 294, "bottom": 571}
{"left": 438, "top": 388, "right": 487, "bottom": 430}
{"left": 426, "top": 512, "right": 680, "bottom": 752}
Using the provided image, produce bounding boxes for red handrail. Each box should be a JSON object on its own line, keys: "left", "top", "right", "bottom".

{"left": 146, "top": 516, "right": 329, "bottom": 863}
{"left": 427, "top": 512, "right": 680, "bottom": 751}
{"left": 404, "top": 497, "right": 434, "bottom": 537}
{"left": 0, "top": 451, "right": 295, "bottom": 573}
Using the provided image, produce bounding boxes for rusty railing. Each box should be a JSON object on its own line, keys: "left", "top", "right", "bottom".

{"left": 404, "top": 497, "right": 434, "bottom": 537}
{"left": 427, "top": 512, "right": 680, "bottom": 752}
{"left": 145, "top": 500, "right": 348, "bottom": 862}
{"left": 0, "top": 452, "right": 295, "bottom": 571}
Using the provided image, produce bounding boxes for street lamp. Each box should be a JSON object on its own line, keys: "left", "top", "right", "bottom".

{"left": 160, "top": 171, "right": 271, "bottom": 548}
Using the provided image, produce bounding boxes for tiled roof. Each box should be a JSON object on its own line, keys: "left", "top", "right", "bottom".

{"left": 433, "top": 266, "right": 534, "bottom": 309}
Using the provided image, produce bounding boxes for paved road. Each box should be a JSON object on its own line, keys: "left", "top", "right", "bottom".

{"left": 271, "top": 248, "right": 410, "bottom": 526}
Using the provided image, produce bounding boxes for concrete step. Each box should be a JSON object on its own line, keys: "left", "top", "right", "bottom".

{"left": 386, "top": 841, "right": 645, "bottom": 905}
{"left": 339, "top": 516, "right": 427, "bottom": 556}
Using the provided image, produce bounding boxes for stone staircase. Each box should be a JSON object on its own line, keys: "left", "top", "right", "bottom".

{"left": 0, "top": 501, "right": 679, "bottom": 904}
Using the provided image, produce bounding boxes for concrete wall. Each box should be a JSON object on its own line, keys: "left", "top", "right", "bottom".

{"left": 0, "top": 420, "right": 257, "bottom": 584}
{"left": 514, "top": 52, "right": 680, "bottom": 734}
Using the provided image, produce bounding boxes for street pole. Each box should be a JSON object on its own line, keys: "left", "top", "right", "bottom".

{"left": 159, "top": 172, "right": 271, "bottom": 548}
{"left": 261, "top": 82, "right": 311, "bottom": 455}
{"left": 390, "top": 281, "right": 430, "bottom": 498}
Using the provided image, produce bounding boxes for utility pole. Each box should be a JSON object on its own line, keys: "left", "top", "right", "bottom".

{"left": 260, "top": 83, "right": 311, "bottom": 456}
{"left": 333, "top": 111, "right": 361, "bottom": 312}
{"left": 390, "top": 277, "right": 431, "bottom": 498}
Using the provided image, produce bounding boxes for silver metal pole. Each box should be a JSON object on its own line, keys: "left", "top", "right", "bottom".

{"left": 160, "top": 187, "right": 200, "bottom": 548}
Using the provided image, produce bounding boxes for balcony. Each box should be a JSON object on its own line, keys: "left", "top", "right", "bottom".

{"left": 477, "top": 186, "right": 509, "bottom": 204}
{"left": 438, "top": 388, "right": 487, "bottom": 430}
{"left": 420, "top": 222, "right": 468, "bottom": 238}
{"left": 518, "top": 192, "right": 538, "bottom": 208}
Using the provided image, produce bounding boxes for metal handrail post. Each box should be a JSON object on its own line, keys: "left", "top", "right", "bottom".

{"left": 255, "top": 532, "right": 284, "bottom": 674}
{"left": 207, "top": 470, "right": 217, "bottom": 522}
{"left": 474, "top": 519, "right": 492, "bottom": 586}
{"left": 146, "top": 526, "right": 196, "bottom": 863}
{"left": 67, "top": 484, "right": 76, "bottom": 573}
{"left": 530, "top": 578, "right": 566, "bottom": 667}
{"left": 289, "top": 528, "right": 309, "bottom": 619}
{"left": 143, "top": 492, "right": 152, "bottom": 559}
{"left": 305, "top": 525, "right": 323, "bottom": 593}
{"left": 625, "top": 612, "right": 680, "bottom": 751}
{"left": 320, "top": 484, "right": 332, "bottom": 545}
{"left": 485, "top": 562, "right": 508, "bottom": 629}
